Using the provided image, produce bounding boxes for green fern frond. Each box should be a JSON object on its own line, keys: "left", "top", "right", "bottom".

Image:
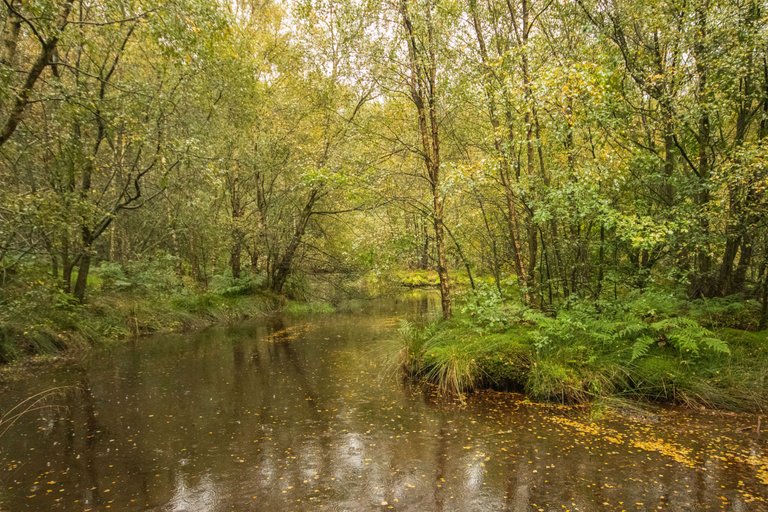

{"left": 630, "top": 335, "right": 656, "bottom": 361}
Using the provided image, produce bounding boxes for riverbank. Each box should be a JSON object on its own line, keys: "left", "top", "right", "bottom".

{"left": 401, "top": 288, "right": 768, "bottom": 412}
{"left": 0, "top": 260, "right": 344, "bottom": 367}
{"left": 0, "top": 287, "right": 282, "bottom": 367}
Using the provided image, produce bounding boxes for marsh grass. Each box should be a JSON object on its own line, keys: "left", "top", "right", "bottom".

{"left": 400, "top": 290, "right": 768, "bottom": 412}
{"left": 0, "top": 387, "right": 72, "bottom": 437}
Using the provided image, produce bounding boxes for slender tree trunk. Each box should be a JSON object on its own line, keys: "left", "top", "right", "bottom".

{"left": 250, "top": 251, "right": 259, "bottom": 272}
{"left": 760, "top": 251, "right": 768, "bottom": 330}
{"left": 73, "top": 252, "right": 91, "bottom": 303}
{"left": 433, "top": 194, "right": 452, "bottom": 318}
{"left": 475, "top": 190, "right": 502, "bottom": 294}
{"left": 62, "top": 237, "right": 73, "bottom": 292}
{"left": 717, "top": 1, "right": 758, "bottom": 296}
{"left": 165, "top": 199, "right": 182, "bottom": 275}
{"left": 420, "top": 220, "right": 430, "bottom": 270}
{"left": 0, "top": 0, "right": 75, "bottom": 147}
{"left": 400, "top": 0, "right": 452, "bottom": 319}
{"left": 468, "top": 1, "right": 527, "bottom": 300}
{"left": 595, "top": 223, "right": 605, "bottom": 301}
{"left": 662, "top": 125, "right": 676, "bottom": 206}
{"left": 231, "top": 238, "right": 243, "bottom": 280}
{"left": 518, "top": 0, "right": 539, "bottom": 302}
{"left": 733, "top": 234, "right": 753, "bottom": 292}
{"left": 228, "top": 171, "right": 244, "bottom": 279}
{"left": 691, "top": 0, "right": 713, "bottom": 297}
{"left": 270, "top": 189, "right": 318, "bottom": 294}
{"left": 73, "top": 216, "right": 97, "bottom": 303}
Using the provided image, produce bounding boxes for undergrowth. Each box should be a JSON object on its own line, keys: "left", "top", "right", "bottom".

{"left": 401, "top": 285, "right": 768, "bottom": 412}
{"left": 0, "top": 258, "right": 281, "bottom": 363}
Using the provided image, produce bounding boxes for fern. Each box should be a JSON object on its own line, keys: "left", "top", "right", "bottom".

{"left": 630, "top": 335, "right": 656, "bottom": 361}
{"left": 650, "top": 317, "right": 730, "bottom": 357}
{"left": 616, "top": 319, "right": 648, "bottom": 340}
{"left": 701, "top": 336, "right": 731, "bottom": 355}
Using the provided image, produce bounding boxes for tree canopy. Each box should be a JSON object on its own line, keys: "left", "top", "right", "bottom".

{"left": 1, "top": 0, "right": 767, "bottom": 325}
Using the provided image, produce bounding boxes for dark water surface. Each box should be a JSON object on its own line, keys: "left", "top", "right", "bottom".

{"left": 1, "top": 293, "right": 766, "bottom": 511}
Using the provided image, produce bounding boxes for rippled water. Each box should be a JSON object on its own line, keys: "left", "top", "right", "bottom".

{"left": 0, "top": 292, "right": 766, "bottom": 511}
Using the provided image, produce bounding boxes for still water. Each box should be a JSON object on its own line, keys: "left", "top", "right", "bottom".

{"left": 0, "top": 293, "right": 766, "bottom": 511}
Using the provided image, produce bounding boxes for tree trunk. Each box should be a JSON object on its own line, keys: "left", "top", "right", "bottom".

{"left": 399, "top": 0, "right": 452, "bottom": 319}
{"left": 0, "top": 1, "right": 22, "bottom": 68}
{"left": 691, "top": 1, "right": 713, "bottom": 297}
{"left": 231, "top": 239, "right": 243, "bottom": 280}
{"left": 0, "top": 0, "right": 75, "bottom": 148}
{"left": 433, "top": 197, "right": 452, "bottom": 318}
{"left": 228, "top": 171, "right": 244, "bottom": 279}
{"left": 420, "top": 219, "right": 430, "bottom": 270}
{"left": 467, "top": 1, "right": 527, "bottom": 300}
{"left": 73, "top": 253, "right": 91, "bottom": 303}
{"left": 760, "top": 255, "right": 768, "bottom": 330}
{"left": 733, "top": 235, "right": 753, "bottom": 293}
{"left": 62, "top": 238, "right": 73, "bottom": 293}
{"left": 250, "top": 250, "right": 259, "bottom": 273}
{"left": 270, "top": 189, "right": 318, "bottom": 294}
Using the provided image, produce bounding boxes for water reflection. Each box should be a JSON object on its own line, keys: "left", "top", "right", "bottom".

{"left": 168, "top": 473, "right": 218, "bottom": 512}
{"left": 0, "top": 292, "right": 765, "bottom": 511}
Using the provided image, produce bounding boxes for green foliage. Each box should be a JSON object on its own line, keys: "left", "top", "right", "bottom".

{"left": 532, "top": 292, "right": 730, "bottom": 363}
{"left": 400, "top": 290, "right": 767, "bottom": 410}
{"left": 526, "top": 360, "right": 585, "bottom": 403}
{"left": 210, "top": 274, "right": 262, "bottom": 297}
{"left": 688, "top": 296, "right": 763, "bottom": 331}
{"left": 92, "top": 255, "right": 182, "bottom": 294}
{"left": 284, "top": 300, "right": 336, "bottom": 315}
{"left": 648, "top": 317, "right": 729, "bottom": 357}
{"left": 0, "top": 257, "right": 281, "bottom": 362}
{"left": 395, "top": 270, "right": 441, "bottom": 288}
{"left": 1, "top": 0, "right": 768, "bottom": 420}
{"left": 422, "top": 343, "right": 479, "bottom": 396}
{"left": 399, "top": 319, "right": 442, "bottom": 375}
{"left": 399, "top": 317, "right": 533, "bottom": 395}
{"left": 459, "top": 283, "right": 530, "bottom": 332}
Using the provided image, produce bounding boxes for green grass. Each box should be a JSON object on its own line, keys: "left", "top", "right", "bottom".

{"left": 0, "top": 258, "right": 362, "bottom": 365}
{"left": 400, "top": 318, "right": 533, "bottom": 395}
{"left": 392, "top": 269, "right": 481, "bottom": 289}
{"left": 394, "top": 269, "right": 441, "bottom": 288}
{"left": 0, "top": 260, "right": 285, "bottom": 363}
{"left": 0, "top": 288, "right": 279, "bottom": 364}
{"left": 400, "top": 289, "right": 768, "bottom": 412}
{"left": 284, "top": 300, "right": 336, "bottom": 315}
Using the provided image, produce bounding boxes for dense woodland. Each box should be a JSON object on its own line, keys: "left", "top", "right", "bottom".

{"left": 1, "top": 0, "right": 768, "bottom": 404}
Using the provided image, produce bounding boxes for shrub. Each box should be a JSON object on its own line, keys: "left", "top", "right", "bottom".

{"left": 459, "top": 283, "right": 531, "bottom": 332}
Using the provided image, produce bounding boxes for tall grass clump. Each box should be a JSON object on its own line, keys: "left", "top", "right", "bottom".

{"left": 399, "top": 288, "right": 534, "bottom": 396}
{"left": 399, "top": 319, "right": 484, "bottom": 395}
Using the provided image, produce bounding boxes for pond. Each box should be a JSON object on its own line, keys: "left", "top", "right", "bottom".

{"left": 0, "top": 292, "right": 766, "bottom": 511}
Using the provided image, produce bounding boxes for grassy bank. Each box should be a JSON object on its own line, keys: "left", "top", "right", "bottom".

{"left": 0, "top": 259, "right": 330, "bottom": 365}
{"left": 0, "top": 285, "right": 279, "bottom": 365}
{"left": 401, "top": 286, "right": 768, "bottom": 412}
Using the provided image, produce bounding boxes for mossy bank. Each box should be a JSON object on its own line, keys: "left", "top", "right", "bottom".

{"left": 401, "top": 286, "right": 768, "bottom": 412}
{"left": 0, "top": 259, "right": 339, "bottom": 367}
